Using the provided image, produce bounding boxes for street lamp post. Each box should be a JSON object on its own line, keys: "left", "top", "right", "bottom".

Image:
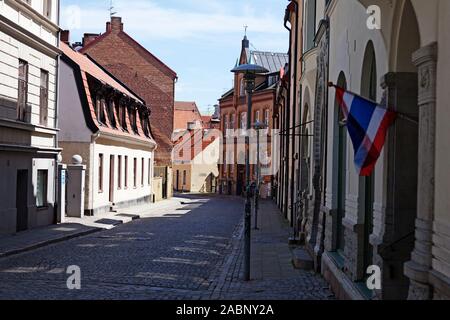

{"left": 231, "top": 63, "right": 269, "bottom": 281}
{"left": 253, "top": 120, "right": 268, "bottom": 230}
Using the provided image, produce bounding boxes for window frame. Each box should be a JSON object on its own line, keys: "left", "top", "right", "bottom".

{"left": 17, "top": 60, "right": 29, "bottom": 122}
{"left": 36, "top": 169, "right": 48, "bottom": 208}
{"left": 98, "top": 154, "right": 104, "bottom": 193}
{"left": 39, "top": 69, "right": 49, "bottom": 126}
{"left": 117, "top": 155, "right": 122, "bottom": 190}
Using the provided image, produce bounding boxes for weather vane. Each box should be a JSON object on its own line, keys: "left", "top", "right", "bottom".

{"left": 109, "top": 0, "right": 117, "bottom": 17}
{"left": 244, "top": 25, "right": 248, "bottom": 36}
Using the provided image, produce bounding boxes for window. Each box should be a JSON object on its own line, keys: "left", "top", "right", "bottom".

{"left": 240, "top": 112, "right": 247, "bottom": 130}
{"left": 124, "top": 156, "right": 128, "bottom": 188}
{"left": 133, "top": 158, "right": 137, "bottom": 188}
{"left": 223, "top": 114, "right": 228, "bottom": 136}
{"left": 17, "top": 60, "right": 28, "bottom": 122}
{"left": 240, "top": 79, "right": 245, "bottom": 97}
{"left": 230, "top": 114, "right": 235, "bottom": 130}
{"left": 95, "top": 98, "right": 106, "bottom": 124}
{"left": 117, "top": 155, "right": 122, "bottom": 189}
{"left": 108, "top": 100, "right": 116, "bottom": 128}
{"left": 129, "top": 107, "right": 137, "bottom": 133}
{"left": 39, "top": 70, "right": 49, "bottom": 126}
{"left": 36, "top": 170, "right": 48, "bottom": 208}
{"left": 264, "top": 109, "right": 270, "bottom": 126}
{"left": 43, "top": 0, "right": 52, "bottom": 19}
{"left": 141, "top": 158, "right": 145, "bottom": 187}
{"left": 98, "top": 154, "right": 104, "bottom": 192}
{"left": 255, "top": 110, "right": 261, "bottom": 123}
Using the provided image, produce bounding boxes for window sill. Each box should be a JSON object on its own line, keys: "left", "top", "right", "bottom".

{"left": 37, "top": 206, "right": 49, "bottom": 211}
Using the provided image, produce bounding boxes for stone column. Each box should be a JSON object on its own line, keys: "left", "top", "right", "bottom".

{"left": 373, "top": 72, "right": 418, "bottom": 300}
{"left": 404, "top": 42, "right": 438, "bottom": 300}
{"left": 57, "top": 164, "right": 67, "bottom": 223}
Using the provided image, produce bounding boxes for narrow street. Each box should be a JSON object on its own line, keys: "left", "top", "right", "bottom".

{"left": 0, "top": 195, "right": 331, "bottom": 300}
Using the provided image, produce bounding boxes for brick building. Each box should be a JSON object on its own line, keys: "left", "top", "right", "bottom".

{"left": 173, "top": 101, "right": 219, "bottom": 194}
{"left": 75, "top": 16, "right": 177, "bottom": 199}
{"left": 218, "top": 35, "right": 288, "bottom": 197}
{"left": 174, "top": 101, "right": 202, "bottom": 132}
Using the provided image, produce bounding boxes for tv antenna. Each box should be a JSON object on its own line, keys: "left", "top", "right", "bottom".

{"left": 109, "top": 0, "right": 117, "bottom": 17}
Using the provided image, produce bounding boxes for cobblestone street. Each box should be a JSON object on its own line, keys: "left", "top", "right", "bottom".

{"left": 0, "top": 195, "right": 332, "bottom": 300}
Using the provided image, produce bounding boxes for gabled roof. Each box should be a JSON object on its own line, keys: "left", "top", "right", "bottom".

{"left": 61, "top": 42, "right": 142, "bottom": 102}
{"left": 79, "top": 19, "right": 177, "bottom": 80}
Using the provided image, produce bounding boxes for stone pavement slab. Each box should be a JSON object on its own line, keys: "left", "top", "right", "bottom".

{"left": 0, "top": 197, "right": 187, "bottom": 260}
{"left": 0, "top": 224, "right": 101, "bottom": 259}
{"left": 208, "top": 199, "right": 334, "bottom": 300}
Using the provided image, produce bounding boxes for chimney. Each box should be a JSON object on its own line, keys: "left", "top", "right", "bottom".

{"left": 108, "top": 16, "right": 123, "bottom": 33}
{"left": 82, "top": 33, "right": 100, "bottom": 47}
{"left": 60, "top": 30, "right": 70, "bottom": 45}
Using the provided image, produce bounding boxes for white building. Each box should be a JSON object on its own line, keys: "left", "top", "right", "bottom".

{"left": 58, "top": 39, "right": 157, "bottom": 216}
{"left": 296, "top": 0, "right": 450, "bottom": 300}
{"left": 0, "top": 0, "right": 60, "bottom": 234}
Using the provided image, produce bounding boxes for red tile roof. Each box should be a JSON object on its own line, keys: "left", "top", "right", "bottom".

{"left": 60, "top": 42, "right": 156, "bottom": 146}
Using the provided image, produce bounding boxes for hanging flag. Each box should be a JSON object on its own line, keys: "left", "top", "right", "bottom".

{"left": 332, "top": 85, "right": 397, "bottom": 177}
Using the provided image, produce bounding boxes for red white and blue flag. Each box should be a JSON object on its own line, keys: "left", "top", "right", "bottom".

{"left": 334, "top": 85, "right": 397, "bottom": 177}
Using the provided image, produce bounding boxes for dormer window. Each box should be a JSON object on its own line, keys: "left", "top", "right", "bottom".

{"left": 95, "top": 97, "right": 106, "bottom": 125}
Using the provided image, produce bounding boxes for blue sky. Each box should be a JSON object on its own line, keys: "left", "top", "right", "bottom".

{"left": 61, "top": 0, "right": 289, "bottom": 115}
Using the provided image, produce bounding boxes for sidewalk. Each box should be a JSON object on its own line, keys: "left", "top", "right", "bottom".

{"left": 0, "top": 196, "right": 186, "bottom": 259}
{"left": 209, "top": 199, "right": 334, "bottom": 300}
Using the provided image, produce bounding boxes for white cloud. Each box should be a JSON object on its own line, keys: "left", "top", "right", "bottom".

{"left": 61, "top": 0, "right": 286, "bottom": 40}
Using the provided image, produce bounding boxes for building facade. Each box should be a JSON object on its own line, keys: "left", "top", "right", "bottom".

{"left": 284, "top": 0, "right": 450, "bottom": 300}
{"left": 76, "top": 16, "right": 177, "bottom": 200}
{"left": 173, "top": 101, "right": 219, "bottom": 193}
{"left": 218, "top": 35, "right": 287, "bottom": 198}
{"left": 274, "top": 0, "right": 304, "bottom": 227}
{"left": 58, "top": 40, "right": 156, "bottom": 216}
{"left": 0, "top": 0, "right": 60, "bottom": 234}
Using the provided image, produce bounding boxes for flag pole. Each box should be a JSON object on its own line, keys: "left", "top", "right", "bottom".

{"left": 328, "top": 82, "right": 418, "bottom": 125}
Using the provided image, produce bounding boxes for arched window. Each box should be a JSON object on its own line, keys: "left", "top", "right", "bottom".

{"left": 335, "top": 72, "right": 348, "bottom": 255}
{"left": 360, "top": 41, "right": 377, "bottom": 279}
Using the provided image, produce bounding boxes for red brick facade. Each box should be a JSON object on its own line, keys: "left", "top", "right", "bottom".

{"left": 80, "top": 17, "right": 177, "bottom": 165}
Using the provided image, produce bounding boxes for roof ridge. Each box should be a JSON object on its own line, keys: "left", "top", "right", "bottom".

{"left": 250, "top": 50, "right": 289, "bottom": 56}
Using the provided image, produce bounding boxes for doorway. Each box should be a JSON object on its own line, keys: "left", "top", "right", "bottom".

{"left": 237, "top": 165, "right": 245, "bottom": 196}
{"left": 16, "top": 170, "right": 28, "bottom": 232}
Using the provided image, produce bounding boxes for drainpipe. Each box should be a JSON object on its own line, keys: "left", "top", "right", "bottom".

{"left": 290, "top": 0, "right": 300, "bottom": 228}
{"left": 283, "top": 8, "right": 291, "bottom": 218}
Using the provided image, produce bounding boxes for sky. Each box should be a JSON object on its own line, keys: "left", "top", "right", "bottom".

{"left": 60, "top": 0, "right": 289, "bottom": 115}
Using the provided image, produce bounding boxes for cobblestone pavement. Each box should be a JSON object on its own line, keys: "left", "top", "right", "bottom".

{"left": 0, "top": 195, "right": 332, "bottom": 300}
